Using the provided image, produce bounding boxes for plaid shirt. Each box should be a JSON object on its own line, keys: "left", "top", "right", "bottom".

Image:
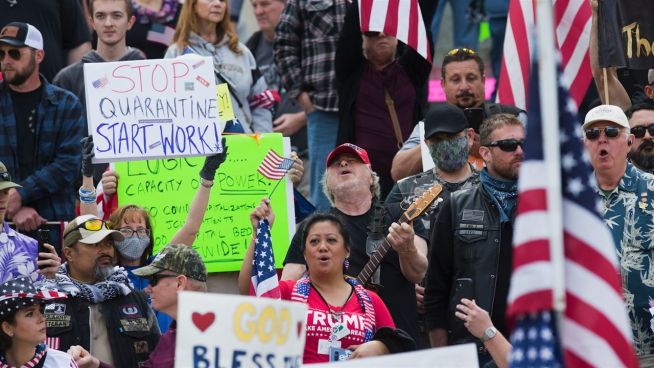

{"left": 274, "top": 0, "right": 347, "bottom": 112}
{"left": 0, "top": 76, "right": 83, "bottom": 221}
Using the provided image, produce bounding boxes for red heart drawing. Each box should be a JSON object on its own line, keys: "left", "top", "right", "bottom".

{"left": 192, "top": 312, "right": 215, "bottom": 333}
{"left": 296, "top": 321, "right": 303, "bottom": 337}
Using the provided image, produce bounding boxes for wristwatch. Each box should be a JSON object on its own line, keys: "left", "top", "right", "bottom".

{"left": 480, "top": 326, "right": 497, "bottom": 342}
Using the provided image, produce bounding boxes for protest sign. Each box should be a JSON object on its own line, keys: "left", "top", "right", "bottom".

{"left": 84, "top": 56, "right": 223, "bottom": 162}
{"left": 306, "top": 344, "right": 478, "bottom": 367}
{"left": 176, "top": 291, "right": 307, "bottom": 368}
{"left": 598, "top": 0, "right": 654, "bottom": 69}
{"left": 418, "top": 121, "right": 436, "bottom": 172}
{"left": 114, "top": 133, "right": 295, "bottom": 272}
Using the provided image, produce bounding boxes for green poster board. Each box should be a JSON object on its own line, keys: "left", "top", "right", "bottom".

{"left": 114, "top": 133, "right": 294, "bottom": 272}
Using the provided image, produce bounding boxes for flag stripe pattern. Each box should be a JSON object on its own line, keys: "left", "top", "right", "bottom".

{"left": 249, "top": 89, "right": 281, "bottom": 110}
{"left": 250, "top": 218, "right": 280, "bottom": 299}
{"left": 358, "top": 0, "right": 431, "bottom": 63}
{"left": 507, "top": 56, "right": 637, "bottom": 367}
{"left": 257, "top": 149, "right": 294, "bottom": 180}
{"left": 497, "top": 0, "right": 591, "bottom": 110}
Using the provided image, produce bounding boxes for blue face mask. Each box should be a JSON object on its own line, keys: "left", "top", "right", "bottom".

{"left": 115, "top": 236, "right": 150, "bottom": 261}
{"left": 428, "top": 135, "right": 470, "bottom": 172}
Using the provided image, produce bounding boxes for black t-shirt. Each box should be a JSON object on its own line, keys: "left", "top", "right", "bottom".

{"left": 0, "top": 0, "right": 91, "bottom": 81}
{"left": 10, "top": 85, "right": 42, "bottom": 180}
{"left": 283, "top": 206, "right": 428, "bottom": 342}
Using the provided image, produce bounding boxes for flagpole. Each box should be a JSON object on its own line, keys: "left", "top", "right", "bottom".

{"left": 267, "top": 160, "right": 296, "bottom": 199}
{"left": 537, "top": 0, "right": 565, "bottom": 315}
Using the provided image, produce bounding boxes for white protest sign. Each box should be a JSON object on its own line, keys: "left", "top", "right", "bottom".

{"left": 84, "top": 56, "right": 222, "bottom": 162}
{"left": 176, "top": 291, "right": 307, "bottom": 368}
{"left": 419, "top": 121, "right": 436, "bottom": 171}
{"left": 305, "top": 343, "right": 479, "bottom": 368}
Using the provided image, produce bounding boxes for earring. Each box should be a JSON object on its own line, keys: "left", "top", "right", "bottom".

{"left": 343, "top": 258, "right": 350, "bottom": 270}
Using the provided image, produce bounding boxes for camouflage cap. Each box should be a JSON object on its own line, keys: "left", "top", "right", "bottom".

{"left": 132, "top": 244, "right": 207, "bottom": 282}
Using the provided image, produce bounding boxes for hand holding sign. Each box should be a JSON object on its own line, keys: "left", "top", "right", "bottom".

{"left": 200, "top": 138, "right": 228, "bottom": 181}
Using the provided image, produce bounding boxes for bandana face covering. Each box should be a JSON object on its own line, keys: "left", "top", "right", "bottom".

{"left": 429, "top": 135, "right": 470, "bottom": 172}
{"left": 115, "top": 236, "right": 150, "bottom": 261}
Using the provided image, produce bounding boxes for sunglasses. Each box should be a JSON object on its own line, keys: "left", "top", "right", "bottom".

{"left": 148, "top": 273, "right": 178, "bottom": 287}
{"left": 363, "top": 31, "right": 381, "bottom": 37}
{"left": 447, "top": 47, "right": 477, "bottom": 56}
{"left": 0, "top": 171, "right": 11, "bottom": 182}
{"left": 630, "top": 124, "right": 654, "bottom": 138}
{"left": 484, "top": 139, "right": 525, "bottom": 152}
{"left": 584, "top": 126, "right": 621, "bottom": 140}
{"left": 63, "top": 219, "right": 107, "bottom": 239}
{"left": 0, "top": 49, "right": 23, "bottom": 61}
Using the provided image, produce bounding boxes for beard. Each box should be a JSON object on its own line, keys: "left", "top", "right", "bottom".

{"left": 2, "top": 53, "right": 36, "bottom": 86}
{"left": 93, "top": 257, "right": 115, "bottom": 281}
{"left": 629, "top": 141, "right": 654, "bottom": 172}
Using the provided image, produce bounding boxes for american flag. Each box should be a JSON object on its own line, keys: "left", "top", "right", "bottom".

{"left": 92, "top": 76, "right": 108, "bottom": 89}
{"left": 358, "top": 0, "right": 431, "bottom": 62}
{"left": 257, "top": 149, "right": 294, "bottom": 180}
{"left": 497, "top": 0, "right": 592, "bottom": 110}
{"left": 249, "top": 89, "right": 281, "bottom": 110}
{"left": 249, "top": 218, "right": 280, "bottom": 299}
{"left": 508, "top": 57, "right": 637, "bottom": 367}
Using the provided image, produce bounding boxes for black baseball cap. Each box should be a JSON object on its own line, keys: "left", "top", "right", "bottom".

{"left": 424, "top": 104, "right": 469, "bottom": 139}
{"left": 0, "top": 22, "right": 43, "bottom": 50}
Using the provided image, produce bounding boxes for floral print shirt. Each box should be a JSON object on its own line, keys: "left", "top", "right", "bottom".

{"left": 599, "top": 162, "right": 654, "bottom": 355}
{"left": 0, "top": 222, "right": 40, "bottom": 283}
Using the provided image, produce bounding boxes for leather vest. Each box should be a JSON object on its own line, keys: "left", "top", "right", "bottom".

{"left": 44, "top": 289, "right": 160, "bottom": 368}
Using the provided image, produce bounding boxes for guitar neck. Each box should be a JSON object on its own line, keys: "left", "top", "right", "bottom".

{"left": 357, "top": 213, "right": 410, "bottom": 285}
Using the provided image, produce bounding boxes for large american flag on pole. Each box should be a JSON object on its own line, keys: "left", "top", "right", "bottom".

{"left": 358, "top": 0, "right": 431, "bottom": 62}
{"left": 507, "top": 59, "right": 637, "bottom": 366}
{"left": 249, "top": 218, "right": 281, "bottom": 299}
{"left": 497, "top": 0, "right": 592, "bottom": 110}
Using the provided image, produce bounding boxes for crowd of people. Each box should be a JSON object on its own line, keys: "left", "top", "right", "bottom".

{"left": 0, "top": 0, "right": 652, "bottom": 367}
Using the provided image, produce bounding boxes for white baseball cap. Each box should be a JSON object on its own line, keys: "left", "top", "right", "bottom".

{"left": 582, "top": 104, "right": 629, "bottom": 130}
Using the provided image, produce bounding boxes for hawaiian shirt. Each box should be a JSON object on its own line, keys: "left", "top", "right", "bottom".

{"left": 0, "top": 222, "right": 40, "bottom": 283}
{"left": 598, "top": 162, "right": 654, "bottom": 355}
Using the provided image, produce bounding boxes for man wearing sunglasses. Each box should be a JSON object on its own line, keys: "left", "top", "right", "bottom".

{"left": 625, "top": 102, "right": 654, "bottom": 174}
{"left": 582, "top": 104, "right": 654, "bottom": 358}
{"left": 0, "top": 22, "right": 84, "bottom": 243}
{"left": 424, "top": 113, "right": 524, "bottom": 366}
{"left": 67, "top": 243, "right": 208, "bottom": 368}
{"left": 38, "top": 214, "right": 161, "bottom": 367}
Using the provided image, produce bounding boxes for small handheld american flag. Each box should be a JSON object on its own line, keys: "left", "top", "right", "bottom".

{"left": 257, "top": 149, "right": 294, "bottom": 181}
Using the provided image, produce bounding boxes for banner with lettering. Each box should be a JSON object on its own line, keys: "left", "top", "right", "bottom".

{"left": 114, "top": 133, "right": 295, "bottom": 272}
{"left": 176, "top": 291, "right": 307, "bottom": 368}
{"left": 598, "top": 0, "right": 654, "bottom": 69}
{"left": 84, "top": 56, "right": 223, "bottom": 162}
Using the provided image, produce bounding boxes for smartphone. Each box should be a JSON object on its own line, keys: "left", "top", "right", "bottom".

{"left": 37, "top": 229, "right": 50, "bottom": 270}
{"left": 451, "top": 278, "right": 475, "bottom": 337}
{"left": 463, "top": 108, "right": 484, "bottom": 133}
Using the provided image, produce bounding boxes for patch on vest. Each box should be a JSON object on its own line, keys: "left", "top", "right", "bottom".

{"left": 46, "top": 315, "right": 71, "bottom": 328}
{"left": 120, "top": 317, "right": 150, "bottom": 332}
{"left": 121, "top": 304, "right": 142, "bottom": 318}
{"left": 462, "top": 209, "right": 484, "bottom": 222}
{"left": 44, "top": 303, "right": 66, "bottom": 315}
{"left": 134, "top": 340, "right": 149, "bottom": 354}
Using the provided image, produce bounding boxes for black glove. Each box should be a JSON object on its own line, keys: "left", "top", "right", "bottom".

{"left": 81, "top": 136, "right": 94, "bottom": 178}
{"left": 200, "top": 138, "right": 228, "bottom": 181}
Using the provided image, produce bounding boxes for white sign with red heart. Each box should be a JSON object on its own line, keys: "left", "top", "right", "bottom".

{"left": 176, "top": 291, "right": 307, "bottom": 368}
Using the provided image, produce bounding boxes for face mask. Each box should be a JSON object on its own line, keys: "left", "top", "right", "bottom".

{"left": 115, "top": 236, "right": 150, "bottom": 261}
{"left": 428, "top": 135, "right": 470, "bottom": 172}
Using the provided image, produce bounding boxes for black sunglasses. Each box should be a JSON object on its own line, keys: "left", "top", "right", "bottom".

{"left": 148, "top": 273, "right": 178, "bottom": 287}
{"left": 630, "top": 124, "right": 654, "bottom": 138}
{"left": 0, "top": 49, "right": 23, "bottom": 61}
{"left": 584, "top": 126, "right": 621, "bottom": 140}
{"left": 485, "top": 139, "right": 525, "bottom": 152}
{"left": 363, "top": 31, "right": 381, "bottom": 37}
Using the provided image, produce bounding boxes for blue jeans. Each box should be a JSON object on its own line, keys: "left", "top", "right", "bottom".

{"left": 431, "top": 0, "right": 479, "bottom": 50}
{"left": 306, "top": 110, "right": 338, "bottom": 211}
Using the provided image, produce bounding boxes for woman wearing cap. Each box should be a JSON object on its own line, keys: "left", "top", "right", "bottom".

{"left": 164, "top": 0, "right": 272, "bottom": 134}
{"left": 0, "top": 276, "right": 75, "bottom": 367}
{"left": 77, "top": 137, "right": 227, "bottom": 332}
{"left": 239, "top": 199, "right": 402, "bottom": 363}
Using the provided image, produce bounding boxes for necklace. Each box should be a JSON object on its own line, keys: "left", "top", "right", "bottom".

{"left": 310, "top": 282, "right": 354, "bottom": 325}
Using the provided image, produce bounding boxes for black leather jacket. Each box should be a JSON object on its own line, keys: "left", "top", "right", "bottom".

{"left": 425, "top": 185, "right": 514, "bottom": 349}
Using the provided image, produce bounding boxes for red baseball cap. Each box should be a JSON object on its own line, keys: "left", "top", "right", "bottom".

{"left": 326, "top": 143, "right": 371, "bottom": 167}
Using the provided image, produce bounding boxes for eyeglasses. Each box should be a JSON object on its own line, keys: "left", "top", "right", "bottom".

{"left": 484, "top": 139, "right": 525, "bottom": 152}
{"left": 119, "top": 227, "right": 151, "bottom": 238}
{"left": 63, "top": 219, "right": 107, "bottom": 239}
{"left": 584, "top": 126, "right": 621, "bottom": 140}
{"left": 0, "top": 48, "right": 24, "bottom": 61}
{"left": 630, "top": 124, "right": 654, "bottom": 138}
{"left": 148, "top": 273, "right": 178, "bottom": 287}
{"left": 447, "top": 47, "right": 477, "bottom": 56}
{"left": 363, "top": 31, "right": 381, "bottom": 37}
